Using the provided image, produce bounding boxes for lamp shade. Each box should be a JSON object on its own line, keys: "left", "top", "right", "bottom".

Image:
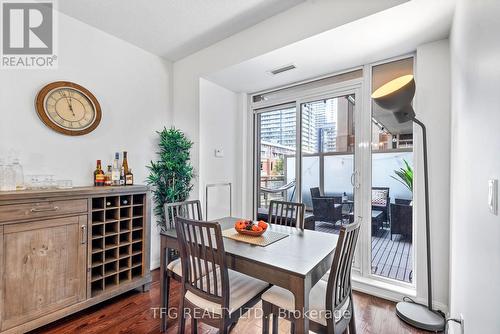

{"left": 372, "top": 74, "right": 415, "bottom": 109}
{"left": 372, "top": 74, "right": 416, "bottom": 123}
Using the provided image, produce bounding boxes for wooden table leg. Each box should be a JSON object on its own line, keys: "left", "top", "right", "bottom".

{"left": 160, "top": 235, "right": 167, "bottom": 332}
{"left": 291, "top": 275, "right": 311, "bottom": 334}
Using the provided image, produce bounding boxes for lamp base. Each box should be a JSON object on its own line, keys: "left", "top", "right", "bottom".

{"left": 396, "top": 301, "right": 445, "bottom": 332}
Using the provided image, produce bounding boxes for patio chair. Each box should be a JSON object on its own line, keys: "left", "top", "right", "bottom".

{"left": 390, "top": 202, "right": 413, "bottom": 240}
{"left": 372, "top": 187, "right": 390, "bottom": 230}
{"left": 310, "top": 187, "right": 343, "bottom": 226}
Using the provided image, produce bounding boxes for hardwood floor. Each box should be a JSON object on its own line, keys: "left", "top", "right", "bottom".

{"left": 31, "top": 270, "right": 429, "bottom": 334}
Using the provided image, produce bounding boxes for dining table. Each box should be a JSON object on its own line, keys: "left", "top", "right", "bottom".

{"left": 160, "top": 216, "right": 339, "bottom": 333}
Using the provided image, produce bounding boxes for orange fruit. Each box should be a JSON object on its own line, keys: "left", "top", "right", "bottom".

{"left": 235, "top": 221, "right": 246, "bottom": 230}
{"left": 252, "top": 225, "right": 262, "bottom": 232}
{"left": 258, "top": 221, "right": 267, "bottom": 230}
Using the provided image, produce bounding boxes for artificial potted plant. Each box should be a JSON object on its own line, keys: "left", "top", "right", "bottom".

{"left": 147, "top": 127, "right": 194, "bottom": 231}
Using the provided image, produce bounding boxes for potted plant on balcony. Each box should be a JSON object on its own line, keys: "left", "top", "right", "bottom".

{"left": 147, "top": 127, "right": 194, "bottom": 231}
{"left": 391, "top": 159, "right": 413, "bottom": 204}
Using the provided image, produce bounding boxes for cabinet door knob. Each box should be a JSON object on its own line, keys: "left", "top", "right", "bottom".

{"left": 81, "top": 225, "right": 87, "bottom": 244}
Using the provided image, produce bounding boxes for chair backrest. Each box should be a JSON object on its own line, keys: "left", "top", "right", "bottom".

{"left": 325, "top": 221, "right": 361, "bottom": 315}
{"left": 164, "top": 200, "right": 203, "bottom": 229}
{"left": 395, "top": 198, "right": 412, "bottom": 205}
{"left": 268, "top": 200, "right": 305, "bottom": 229}
{"left": 310, "top": 187, "right": 322, "bottom": 198}
{"left": 175, "top": 217, "right": 229, "bottom": 313}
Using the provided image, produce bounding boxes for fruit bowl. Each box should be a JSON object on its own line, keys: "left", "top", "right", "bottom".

{"left": 234, "top": 220, "right": 268, "bottom": 236}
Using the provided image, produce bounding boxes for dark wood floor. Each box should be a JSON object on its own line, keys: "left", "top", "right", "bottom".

{"left": 316, "top": 222, "right": 413, "bottom": 283}
{"left": 31, "top": 269, "right": 429, "bottom": 334}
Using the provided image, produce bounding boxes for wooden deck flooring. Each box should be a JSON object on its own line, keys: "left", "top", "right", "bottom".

{"left": 316, "top": 222, "right": 413, "bottom": 283}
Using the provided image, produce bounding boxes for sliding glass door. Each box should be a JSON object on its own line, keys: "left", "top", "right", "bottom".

{"left": 255, "top": 104, "right": 297, "bottom": 215}
{"left": 300, "top": 94, "right": 357, "bottom": 227}
{"left": 252, "top": 61, "right": 416, "bottom": 292}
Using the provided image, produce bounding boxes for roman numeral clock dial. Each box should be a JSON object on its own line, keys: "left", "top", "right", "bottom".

{"left": 35, "top": 81, "right": 102, "bottom": 136}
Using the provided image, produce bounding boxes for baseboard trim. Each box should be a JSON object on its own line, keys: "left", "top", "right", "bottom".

{"left": 352, "top": 275, "right": 448, "bottom": 314}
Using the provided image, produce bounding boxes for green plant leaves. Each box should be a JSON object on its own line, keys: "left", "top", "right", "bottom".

{"left": 391, "top": 159, "right": 413, "bottom": 193}
{"left": 146, "top": 127, "right": 195, "bottom": 231}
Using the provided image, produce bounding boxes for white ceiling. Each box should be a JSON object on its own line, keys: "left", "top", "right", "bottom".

{"left": 56, "top": 0, "right": 304, "bottom": 61}
{"left": 206, "top": 0, "right": 456, "bottom": 93}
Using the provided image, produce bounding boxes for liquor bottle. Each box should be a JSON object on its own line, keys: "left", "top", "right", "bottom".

{"left": 120, "top": 151, "right": 128, "bottom": 186}
{"left": 120, "top": 166, "right": 125, "bottom": 186}
{"left": 125, "top": 169, "right": 134, "bottom": 186}
{"left": 94, "top": 160, "right": 105, "bottom": 186}
{"left": 104, "top": 165, "right": 112, "bottom": 186}
{"left": 122, "top": 151, "right": 129, "bottom": 174}
{"left": 111, "top": 153, "right": 121, "bottom": 186}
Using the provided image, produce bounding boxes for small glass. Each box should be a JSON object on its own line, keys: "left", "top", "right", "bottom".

{"left": 26, "top": 175, "right": 55, "bottom": 190}
{"left": 56, "top": 180, "right": 73, "bottom": 189}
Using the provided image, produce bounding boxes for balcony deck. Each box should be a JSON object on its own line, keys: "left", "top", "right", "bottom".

{"left": 316, "top": 222, "right": 413, "bottom": 283}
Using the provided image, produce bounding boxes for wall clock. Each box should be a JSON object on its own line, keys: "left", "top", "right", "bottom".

{"left": 35, "top": 81, "right": 102, "bottom": 136}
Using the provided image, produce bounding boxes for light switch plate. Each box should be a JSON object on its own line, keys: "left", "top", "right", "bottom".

{"left": 214, "top": 149, "right": 224, "bottom": 158}
{"left": 488, "top": 179, "right": 498, "bottom": 215}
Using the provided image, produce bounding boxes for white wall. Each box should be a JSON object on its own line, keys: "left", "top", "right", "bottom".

{"left": 173, "top": 0, "right": 407, "bottom": 206}
{"left": 415, "top": 39, "right": 451, "bottom": 311}
{"left": 0, "top": 12, "right": 172, "bottom": 270}
{"left": 171, "top": 0, "right": 453, "bottom": 311}
{"left": 199, "top": 79, "right": 243, "bottom": 219}
{"left": 449, "top": 1, "right": 500, "bottom": 333}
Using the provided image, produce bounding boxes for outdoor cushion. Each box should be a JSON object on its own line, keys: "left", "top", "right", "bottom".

{"left": 372, "top": 189, "right": 388, "bottom": 207}
{"left": 261, "top": 280, "right": 350, "bottom": 325}
{"left": 185, "top": 270, "right": 268, "bottom": 315}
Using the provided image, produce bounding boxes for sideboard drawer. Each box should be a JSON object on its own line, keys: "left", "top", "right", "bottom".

{"left": 0, "top": 199, "right": 87, "bottom": 222}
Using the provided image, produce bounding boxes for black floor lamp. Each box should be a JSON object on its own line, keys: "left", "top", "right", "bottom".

{"left": 371, "top": 75, "right": 445, "bottom": 332}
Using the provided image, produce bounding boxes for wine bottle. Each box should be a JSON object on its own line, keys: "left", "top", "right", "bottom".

{"left": 111, "top": 153, "right": 121, "bottom": 186}
{"left": 104, "top": 165, "right": 112, "bottom": 186}
{"left": 122, "top": 152, "right": 129, "bottom": 173}
{"left": 94, "top": 160, "right": 105, "bottom": 186}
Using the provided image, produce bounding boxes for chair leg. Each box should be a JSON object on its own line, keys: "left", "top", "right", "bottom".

{"left": 178, "top": 298, "right": 186, "bottom": 334}
{"left": 191, "top": 317, "right": 198, "bottom": 334}
{"left": 262, "top": 301, "right": 271, "bottom": 334}
{"left": 348, "top": 293, "right": 357, "bottom": 334}
{"left": 218, "top": 323, "right": 228, "bottom": 334}
{"left": 161, "top": 274, "right": 170, "bottom": 332}
{"left": 272, "top": 312, "right": 278, "bottom": 333}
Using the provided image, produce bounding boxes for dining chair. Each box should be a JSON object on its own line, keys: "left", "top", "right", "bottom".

{"left": 267, "top": 200, "right": 305, "bottom": 229}
{"left": 175, "top": 217, "right": 269, "bottom": 334}
{"left": 261, "top": 221, "right": 361, "bottom": 334}
{"left": 161, "top": 200, "right": 203, "bottom": 332}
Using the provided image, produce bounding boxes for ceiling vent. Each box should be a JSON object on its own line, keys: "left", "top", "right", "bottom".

{"left": 269, "top": 64, "right": 296, "bottom": 75}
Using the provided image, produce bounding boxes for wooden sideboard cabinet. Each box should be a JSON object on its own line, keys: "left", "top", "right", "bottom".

{"left": 0, "top": 186, "right": 152, "bottom": 333}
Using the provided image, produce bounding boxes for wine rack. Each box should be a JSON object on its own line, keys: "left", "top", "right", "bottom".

{"left": 90, "top": 193, "right": 145, "bottom": 297}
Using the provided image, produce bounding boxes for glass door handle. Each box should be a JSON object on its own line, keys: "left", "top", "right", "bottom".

{"left": 351, "top": 170, "right": 361, "bottom": 189}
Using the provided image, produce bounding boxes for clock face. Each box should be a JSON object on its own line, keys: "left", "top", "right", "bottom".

{"left": 44, "top": 88, "right": 96, "bottom": 131}
{"left": 36, "top": 82, "right": 101, "bottom": 136}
